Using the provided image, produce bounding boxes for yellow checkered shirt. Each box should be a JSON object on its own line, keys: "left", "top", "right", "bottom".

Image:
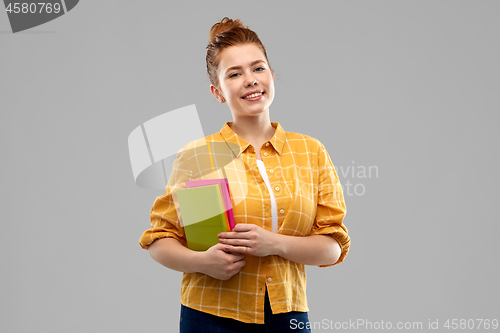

{"left": 139, "top": 121, "right": 350, "bottom": 324}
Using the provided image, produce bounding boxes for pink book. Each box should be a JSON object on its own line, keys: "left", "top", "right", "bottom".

{"left": 185, "top": 178, "right": 235, "bottom": 231}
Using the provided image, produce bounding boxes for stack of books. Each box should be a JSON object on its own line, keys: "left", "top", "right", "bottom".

{"left": 175, "top": 178, "right": 235, "bottom": 251}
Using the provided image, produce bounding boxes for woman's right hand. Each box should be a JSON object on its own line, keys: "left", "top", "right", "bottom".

{"left": 200, "top": 243, "right": 246, "bottom": 281}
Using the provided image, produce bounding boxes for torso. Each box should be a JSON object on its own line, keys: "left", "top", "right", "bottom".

{"left": 251, "top": 144, "right": 264, "bottom": 161}
{"left": 227, "top": 124, "right": 274, "bottom": 162}
{"left": 255, "top": 147, "right": 262, "bottom": 161}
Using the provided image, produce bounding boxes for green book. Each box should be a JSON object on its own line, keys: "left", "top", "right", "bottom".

{"left": 176, "top": 184, "right": 228, "bottom": 251}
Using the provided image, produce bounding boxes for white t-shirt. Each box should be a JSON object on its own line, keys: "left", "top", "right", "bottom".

{"left": 256, "top": 159, "right": 278, "bottom": 232}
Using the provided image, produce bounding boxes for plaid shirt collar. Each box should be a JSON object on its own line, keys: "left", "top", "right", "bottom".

{"left": 219, "top": 121, "right": 287, "bottom": 158}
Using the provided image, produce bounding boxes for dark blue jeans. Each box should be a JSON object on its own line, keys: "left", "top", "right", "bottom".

{"left": 179, "top": 288, "right": 311, "bottom": 333}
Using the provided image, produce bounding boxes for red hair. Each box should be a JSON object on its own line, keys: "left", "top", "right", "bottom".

{"left": 206, "top": 17, "right": 274, "bottom": 89}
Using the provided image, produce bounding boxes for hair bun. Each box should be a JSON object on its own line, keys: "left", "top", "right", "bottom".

{"left": 206, "top": 17, "right": 272, "bottom": 89}
{"left": 209, "top": 17, "right": 247, "bottom": 42}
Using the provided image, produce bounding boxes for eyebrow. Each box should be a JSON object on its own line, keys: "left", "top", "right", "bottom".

{"left": 225, "top": 60, "right": 266, "bottom": 74}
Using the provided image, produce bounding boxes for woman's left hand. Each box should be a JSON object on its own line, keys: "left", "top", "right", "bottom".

{"left": 218, "top": 223, "right": 278, "bottom": 257}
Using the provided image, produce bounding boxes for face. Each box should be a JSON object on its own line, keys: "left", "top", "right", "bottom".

{"left": 211, "top": 43, "right": 275, "bottom": 118}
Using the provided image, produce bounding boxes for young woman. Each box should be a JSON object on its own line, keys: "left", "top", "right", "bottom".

{"left": 139, "top": 17, "right": 350, "bottom": 332}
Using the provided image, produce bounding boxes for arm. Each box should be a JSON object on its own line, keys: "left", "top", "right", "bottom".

{"left": 218, "top": 141, "right": 349, "bottom": 267}
{"left": 309, "top": 141, "right": 350, "bottom": 266}
{"left": 218, "top": 224, "right": 341, "bottom": 266}
{"left": 275, "top": 233, "right": 341, "bottom": 266}
{"left": 148, "top": 237, "right": 246, "bottom": 281}
{"left": 142, "top": 143, "right": 248, "bottom": 280}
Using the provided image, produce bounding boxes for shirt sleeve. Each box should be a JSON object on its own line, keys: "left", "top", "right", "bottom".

{"left": 138, "top": 148, "right": 193, "bottom": 250}
{"left": 310, "top": 141, "right": 350, "bottom": 267}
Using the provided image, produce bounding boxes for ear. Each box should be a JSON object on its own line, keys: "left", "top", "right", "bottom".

{"left": 210, "top": 84, "right": 225, "bottom": 103}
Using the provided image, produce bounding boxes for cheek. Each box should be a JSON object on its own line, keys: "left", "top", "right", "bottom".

{"left": 265, "top": 79, "right": 275, "bottom": 97}
{"left": 263, "top": 75, "right": 274, "bottom": 89}
{"left": 224, "top": 83, "right": 240, "bottom": 99}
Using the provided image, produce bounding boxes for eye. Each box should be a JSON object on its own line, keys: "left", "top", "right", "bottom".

{"left": 229, "top": 67, "right": 265, "bottom": 78}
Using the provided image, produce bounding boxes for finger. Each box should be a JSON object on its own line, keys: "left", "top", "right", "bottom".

{"left": 219, "top": 244, "right": 244, "bottom": 256}
{"left": 222, "top": 245, "right": 245, "bottom": 257}
{"left": 225, "top": 245, "right": 247, "bottom": 255}
{"left": 218, "top": 231, "right": 250, "bottom": 239}
{"left": 234, "top": 259, "right": 246, "bottom": 269}
{"left": 232, "top": 223, "right": 253, "bottom": 232}
{"left": 219, "top": 238, "right": 251, "bottom": 247}
{"left": 233, "top": 255, "right": 245, "bottom": 262}
{"left": 228, "top": 260, "right": 246, "bottom": 275}
{"left": 215, "top": 243, "right": 230, "bottom": 251}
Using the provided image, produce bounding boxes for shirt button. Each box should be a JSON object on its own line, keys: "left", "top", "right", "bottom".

{"left": 265, "top": 142, "right": 270, "bottom": 147}
{"left": 263, "top": 152, "right": 268, "bottom": 157}
{"left": 268, "top": 277, "right": 272, "bottom": 283}
{"left": 274, "top": 186, "right": 280, "bottom": 192}
{"left": 269, "top": 169, "right": 274, "bottom": 173}
{"left": 280, "top": 209, "right": 285, "bottom": 214}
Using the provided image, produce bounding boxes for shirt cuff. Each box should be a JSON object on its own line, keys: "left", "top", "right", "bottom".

{"left": 139, "top": 230, "right": 186, "bottom": 250}
{"left": 311, "top": 227, "right": 350, "bottom": 267}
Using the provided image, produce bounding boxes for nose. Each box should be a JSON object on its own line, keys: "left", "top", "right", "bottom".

{"left": 245, "top": 76, "right": 258, "bottom": 87}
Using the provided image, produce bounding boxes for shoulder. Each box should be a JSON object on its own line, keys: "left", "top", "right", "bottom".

{"left": 176, "top": 132, "right": 222, "bottom": 156}
{"left": 284, "top": 130, "right": 326, "bottom": 153}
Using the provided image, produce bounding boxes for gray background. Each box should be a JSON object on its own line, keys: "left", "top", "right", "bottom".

{"left": 1, "top": 1, "right": 499, "bottom": 332}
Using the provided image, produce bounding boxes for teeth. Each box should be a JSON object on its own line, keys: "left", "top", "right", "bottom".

{"left": 244, "top": 92, "right": 263, "bottom": 99}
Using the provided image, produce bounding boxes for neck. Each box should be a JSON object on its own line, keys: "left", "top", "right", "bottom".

{"left": 229, "top": 113, "right": 275, "bottom": 143}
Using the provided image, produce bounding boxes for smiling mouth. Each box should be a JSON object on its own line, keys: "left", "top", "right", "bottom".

{"left": 242, "top": 92, "right": 264, "bottom": 99}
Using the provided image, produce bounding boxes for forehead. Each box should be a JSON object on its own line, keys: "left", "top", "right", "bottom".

{"left": 218, "top": 43, "right": 267, "bottom": 69}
